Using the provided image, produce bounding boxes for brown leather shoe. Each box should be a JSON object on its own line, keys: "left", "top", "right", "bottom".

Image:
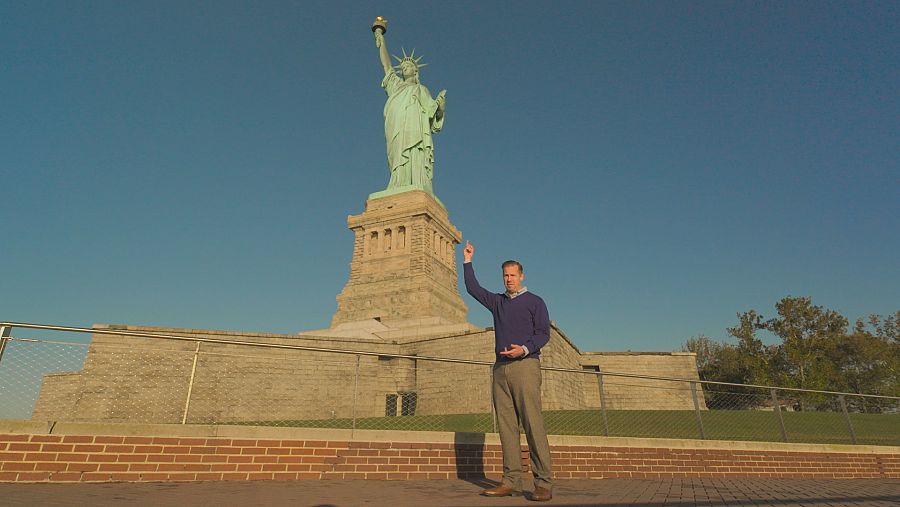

{"left": 481, "top": 485, "right": 523, "bottom": 497}
{"left": 528, "top": 486, "right": 552, "bottom": 502}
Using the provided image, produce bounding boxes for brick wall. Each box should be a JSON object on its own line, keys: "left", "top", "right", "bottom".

{"left": 1, "top": 425, "right": 897, "bottom": 483}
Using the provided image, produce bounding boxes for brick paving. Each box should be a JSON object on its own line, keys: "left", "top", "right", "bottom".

{"left": 0, "top": 478, "right": 898, "bottom": 506}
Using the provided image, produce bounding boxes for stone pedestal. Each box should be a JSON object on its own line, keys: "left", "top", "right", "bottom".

{"left": 331, "top": 191, "right": 467, "bottom": 326}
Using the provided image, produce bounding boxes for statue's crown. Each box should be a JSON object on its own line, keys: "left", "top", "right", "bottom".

{"left": 392, "top": 47, "right": 428, "bottom": 70}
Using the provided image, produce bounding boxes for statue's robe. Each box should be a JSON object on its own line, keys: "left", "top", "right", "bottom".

{"left": 382, "top": 71, "right": 443, "bottom": 193}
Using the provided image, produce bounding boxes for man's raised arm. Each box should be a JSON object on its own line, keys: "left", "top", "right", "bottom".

{"left": 462, "top": 241, "right": 497, "bottom": 311}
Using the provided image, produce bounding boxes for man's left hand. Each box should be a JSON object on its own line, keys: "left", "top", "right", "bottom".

{"left": 500, "top": 344, "right": 525, "bottom": 358}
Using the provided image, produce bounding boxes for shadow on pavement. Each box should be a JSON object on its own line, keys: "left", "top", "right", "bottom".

{"left": 454, "top": 432, "right": 498, "bottom": 490}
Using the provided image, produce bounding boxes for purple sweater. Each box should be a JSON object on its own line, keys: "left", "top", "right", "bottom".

{"left": 464, "top": 262, "right": 551, "bottom": 363}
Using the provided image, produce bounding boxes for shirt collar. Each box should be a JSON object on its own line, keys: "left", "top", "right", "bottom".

{"left": 505, "top": 287, "right": 528, "bottom": 299}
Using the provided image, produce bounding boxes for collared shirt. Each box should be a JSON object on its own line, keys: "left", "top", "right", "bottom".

{"left": 505, "top": 287, "right": 528, "bottom": 299}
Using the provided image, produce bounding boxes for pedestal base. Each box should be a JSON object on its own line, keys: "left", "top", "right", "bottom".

{"left": 331, "top": 191, "right": 467, "bottom": 326}
{"left": 368, "top": 185, "right": 445, "bottom": 209}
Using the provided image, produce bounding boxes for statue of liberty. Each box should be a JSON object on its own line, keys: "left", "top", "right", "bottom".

{"left": 371, "top": 18, "right": 446, "bottom": 199}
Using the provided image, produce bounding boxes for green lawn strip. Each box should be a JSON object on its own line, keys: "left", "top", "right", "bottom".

{"left": 228, "top": 409, "right": 899, "bottom": 446}
{"left": 847, "top": 412, "right": 900, "bottom": 446}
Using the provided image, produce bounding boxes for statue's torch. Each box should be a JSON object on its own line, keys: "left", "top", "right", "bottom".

{"left": 372, "top": 16, "right": 387, "bottom": 34}
{"left": 372, "top": 16, "right": 387, "bottom": 47}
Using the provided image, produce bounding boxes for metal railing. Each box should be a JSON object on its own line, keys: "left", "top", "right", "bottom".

{"left": 1, "top": 322, "right": 897, "bottom": 446}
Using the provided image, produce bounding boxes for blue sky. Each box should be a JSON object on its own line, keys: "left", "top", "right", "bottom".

{"left": 2, "top": 1, "right": 898, "bottom": 352}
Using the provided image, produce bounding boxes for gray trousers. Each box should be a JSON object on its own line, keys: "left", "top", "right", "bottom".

{"left": 492, "top": 358, "right": 553, "bottom": 490}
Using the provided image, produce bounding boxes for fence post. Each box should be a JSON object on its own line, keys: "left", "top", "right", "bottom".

{"left": 838, "top": 395, "right": 857, "bottom": 445}
{"left": 351, "top": 355, "right": 360, "bottom": 437}
{"left": 181, "top": 341, "right": 201, "bottom": 425}
{"left": 0, "top": 326, "right": 11, "bottom": 366}
{"left": 690, "top": 381, "right": 706, "bottom": 440}
{"left": 596, "top": 372, "right": 610, "bottom": 437}
{"left": 771, "top": 388, "right": 788, "bottom": 442}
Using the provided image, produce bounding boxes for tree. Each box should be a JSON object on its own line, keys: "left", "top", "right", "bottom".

{"left": 682, "top": 335, "right": 718, "bottom": 375}
{"left": 765, "top": 297, "right": 847, "bottom": 399}
{"left": 827, "top": 315, "right": 900, "bottom": 412}
{"left": 868, "top": 311, "right": 900, "bottom": 343}
{"left": 680, "top": 300, "right": 898, "bottom": 412}
{"left": 727, "top": 310, "right": 780, "bottom": 386}
{"left": 682, "top": 334, "right": 760, "bottom": 409}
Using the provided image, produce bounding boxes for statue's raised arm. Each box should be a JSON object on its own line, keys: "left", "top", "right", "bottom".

{"left": 369, "top": 17, "right": 447, "bottom": 201}
{"left": 373, "top": 17, "right": 392, "bottom": 75}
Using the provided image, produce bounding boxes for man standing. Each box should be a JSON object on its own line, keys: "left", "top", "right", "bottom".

{"left": 463, "top": 241, "right": 553, "bottom": 502}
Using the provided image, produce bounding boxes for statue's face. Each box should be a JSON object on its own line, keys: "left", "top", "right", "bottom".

{"left": 400, "top": 61, "right": 418, "bottom": 79}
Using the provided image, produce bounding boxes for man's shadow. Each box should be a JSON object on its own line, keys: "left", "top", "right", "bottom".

{"left": 453, "top": 432, "right": 496, "bottom": 489}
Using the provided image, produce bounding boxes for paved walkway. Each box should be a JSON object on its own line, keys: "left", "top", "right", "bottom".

{"left": 1, "top": 478, "right": 898, "bottom": 506}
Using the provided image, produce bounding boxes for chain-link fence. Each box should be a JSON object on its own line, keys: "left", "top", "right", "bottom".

{"left": 1, "top": 324, "right": 897, "bottom": 445}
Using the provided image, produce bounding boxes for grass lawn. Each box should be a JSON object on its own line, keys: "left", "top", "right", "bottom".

{"left": 234, "top": 409, "right": 899, "bottom": 446}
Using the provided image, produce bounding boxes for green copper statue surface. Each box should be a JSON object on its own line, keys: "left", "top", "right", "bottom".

{"left": 370, "top": 19, "right": 446, "bottom": 201}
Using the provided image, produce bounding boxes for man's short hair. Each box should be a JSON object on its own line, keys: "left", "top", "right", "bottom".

{"left": 501, "top": 260, "right": 523, "bottom": 274}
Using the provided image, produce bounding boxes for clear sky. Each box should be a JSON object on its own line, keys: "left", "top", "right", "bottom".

{"left": 2, "top": 1, "right": 898, "bottom": 352}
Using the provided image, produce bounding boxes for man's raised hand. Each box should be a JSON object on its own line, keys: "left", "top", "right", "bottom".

{"left": 463, "top": 241, "right": 474, "bottom": 262}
